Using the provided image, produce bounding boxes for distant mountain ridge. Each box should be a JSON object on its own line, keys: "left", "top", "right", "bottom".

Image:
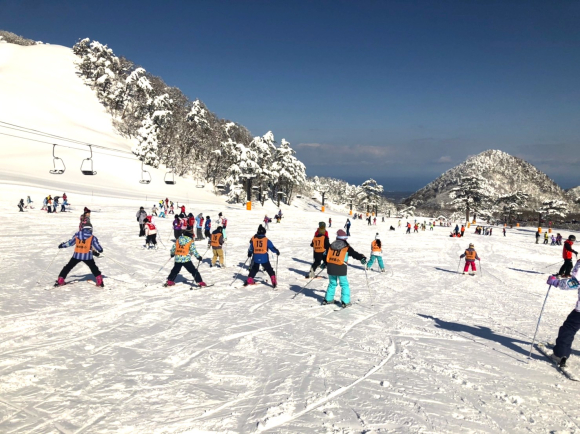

{"left": 404, "top": 150, "right": 573, "bottom": 210}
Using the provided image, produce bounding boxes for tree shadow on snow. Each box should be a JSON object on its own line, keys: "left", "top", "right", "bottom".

{"left": 434, "top": 267, "right": 459, "bottom": 274}
{"left": 288, "top": 284, "right": 325, "bottom": 303}
{"left": 508, "top": 267, "right": 543, "bottom": 275}
{"left": 288, "top": 267, "right": 308, "bottom": 277}
{"left": 417, "top": 314, "right": 540, "bottom": 361}
{"left": 292, "top": 257, "right": 311, "bottom": 265}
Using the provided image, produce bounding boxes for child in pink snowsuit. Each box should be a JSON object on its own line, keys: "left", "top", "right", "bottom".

{"left": 460, "top": 243, "right": 480, "bottom": 274}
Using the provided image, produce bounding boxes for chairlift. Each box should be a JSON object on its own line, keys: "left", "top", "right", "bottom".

{"left": 216, "top": 183, "right": 225, "bottom": 191}
{"left": 164, "top": 169, "right": 176, "bottom": 185}
{"left": 139, "top": 161, "right": 151, "bottom": 184}
{"left": 80, "top": 145, "right": 97, "bottom": 175}
{"left": 49, "top": 144, "right": 66, "bottom": 175}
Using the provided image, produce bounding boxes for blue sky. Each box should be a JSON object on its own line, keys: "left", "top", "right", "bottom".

{"left": 2, "top": 0, "right": 579, "bottom": 190}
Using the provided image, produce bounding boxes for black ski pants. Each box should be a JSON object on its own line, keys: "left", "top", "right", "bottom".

{"left": 559, "top": 259, "right": 573, "bottom": 276}
{"left": 167, "top": 261, "right": 202, "bottom": 283}
{"left": 196, "top": 228, "right": 203, "bottom": 240}
{"left": 59, "top": 257, "right": 101, "bottom": 279}
{"left": 174, "top": 229, "right": 182, "bottom": 240}
{"left": 146, "top": 234, "right": 157, "bottom": 245}
{"left": 553, "top": 309, "right": 580, "bottom": 359}
{"left": 311, "top": 252, "right": 326, "bottom": 273}
{"left": 248, "top": 261, "right": 275, "bottom": 279}
{"left": 18, "top": 205, "right": 23, "bottom": 212}
{"left": 139, "top": 224, "right": 146, "bottom": 237}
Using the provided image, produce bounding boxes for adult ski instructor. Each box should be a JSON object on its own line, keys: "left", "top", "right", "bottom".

{"left": 55, "top": 225, "right": 105, "bottom": 287}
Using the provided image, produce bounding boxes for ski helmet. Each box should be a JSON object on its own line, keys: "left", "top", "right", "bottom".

{"left": 569, "top": 235, "right": 576, "bottom": 241}
{"left": 469, "top": 243, "right": 474, "bottom": 248}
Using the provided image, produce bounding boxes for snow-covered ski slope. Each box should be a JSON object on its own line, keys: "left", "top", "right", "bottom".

{"left": 2, "top": 42, "right": 580, "bottom": 433}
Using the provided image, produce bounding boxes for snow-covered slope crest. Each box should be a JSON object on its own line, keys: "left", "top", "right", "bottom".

{"left": 404, "top": 150, "right": 571, "bottom": 209}
{"left": 0, "top": 42, "right": 218, "bottom": 203}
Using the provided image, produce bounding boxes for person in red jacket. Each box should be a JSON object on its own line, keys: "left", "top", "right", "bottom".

{"left": 558, "top": 235, "right": 578, "bottom": 278}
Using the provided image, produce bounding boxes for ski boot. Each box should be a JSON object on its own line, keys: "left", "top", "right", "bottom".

{"left": 321, "top": 299, "right": 332, "bottom": 305}
{"left": 96, "top": 275, "right": 104, "bottom": 288}
{"left": 198, "top": 282, "right": 207, "bottom": 287}
{"left": 550, "top": 352, "right": 567, "bottom": 367}
{"left": 271, "top": 275, "right": 277, "bottom": 289}
{"left": 164, "top": 280, "right": 176, "bottom": 287}
{"left": 54, "top": 277, "right": 65, "bottom": 287}
{"left": 380, "top": 268, "right": 386, "bottom": 273}
{"left": 243, "top": 277, "right": 255, "bottom": 287}
{"left": 341, "top": 301, "right": 352, "bottom": 309}
{"left": 307, "top": 268, "right": 314, "bottom": 279}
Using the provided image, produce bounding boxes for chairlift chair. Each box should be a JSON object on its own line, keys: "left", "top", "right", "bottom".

{"left": 140, "top": 161, "right": 151, "bottom": 184}
{"left": 164, "top": 169, "right": 176, "bottom": 185}
{"left": 216, "top": 183, "right": 225, "bottom": 191}
{"left": 80, "top": 145, "right": 97, "bottom": 175}
{"left": 49, "top": 144, "right": 66, "bottom": 175}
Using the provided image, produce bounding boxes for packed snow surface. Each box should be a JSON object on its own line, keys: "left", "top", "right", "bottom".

{"left": 2, "top": 41, "right": 580, "bottom": 434}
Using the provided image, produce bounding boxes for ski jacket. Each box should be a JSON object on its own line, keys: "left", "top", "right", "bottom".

{"left": 61, "top": 228, "right": 103, "bottom": 260}
{"left": 344, "top": 221, "right": 351, "bottom": 229}
{"left": 371, "top": 240, "right": 382, "bottom": 255}
{"left": 205, "top": 219, "right": 211, "bottom": 231}
{"left": 211, "top": 229, "right": 224, "bottom": 250}
{"left": 248, "top": 234, "right": 279, "bottom": 264}
{"left": 326, "top": 240, "right": 364, "bottom": 276}
{"left": 563, "top": 240, "right": 578, "bottom": 260}
{"left": 145, "top": 223, "right": 157, "bottom": 236}
{"left": 460, "top": 248, "right": 480, "bottom": 262}
{"left": 314, "top": 229, "right": 329, "bottom": 238}
{"left": 136, "top": 210, "right": 147, "bottom": 224}
{"left": 170, "top": 235, "right": 200, "bottom": 263}
{"left": 187, "top": 216, "right": 195, "bottom": 229}
{"left": 79, "top": 215, "right": 91, "bottom": 230}
{"left": 180, "top": 206, "right": 186, "bottom": 214}
{"left": 195, "top": 215, "right": 201, "bottom": 228}
{"left": 173, "top": 219, "right": 181, "bottom": 230}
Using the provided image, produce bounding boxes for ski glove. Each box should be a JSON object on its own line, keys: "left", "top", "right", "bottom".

{"left": 248, "top": 252, "right": 252, "bottom": 258}
{"left": 196, "top": 256, "right": 202, "bottom": 261}
{"left": 93, "top": 251, "right": 100, "bottom": 257}
{"left": 361, "top": 257, "right": 367, "bottom": 265}
{"left": 58, "top": 243, "right": 65, "bottom": 249}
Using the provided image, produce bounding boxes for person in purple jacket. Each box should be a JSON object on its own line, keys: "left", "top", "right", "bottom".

{"left": 55, "top": 225, "right": 105, "bottom": 287}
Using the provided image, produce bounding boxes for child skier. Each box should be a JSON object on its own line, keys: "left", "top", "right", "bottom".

{"left": 17, "top": 198, "right": 24, "bottom": 212}
{"left": 460, "top": 243, "right": 480, "bottom": 275}
{"left": 366, "top": 233, "right": 385, "bottom": 272}
{"left": 79, "top": 208, "right": 91, "bottom": 230}
{"left": 55, "top": 225, "right": 104, "bottom": 287}
{"left": 172, "top": 215, "right": 182, "bottom": 240}
{"left": 166, "top": 229, "right": 206, "bottom": 287}
{"left": 204, "top": 215, "right": 212, "bottom": 244}
{"left": 546, "top": 262, "right": 580, "bottom": 368}
{"left": 218, "top": 212, "right": 228, "bottom": 240}
{"left": 244, "top": 224, "right": 280, "bottom": 288}
{"left": 308, "top": 222, "right": 330, "bottom": 278}
{"left": 322, "top": 229, "right": 366, "bottom": 307}
{"left": 210, "top": 226, "right": 225, "bottom": 267}
{"left": 144, "top": 217, "right": 157, "bottom": 249}
{"left": 557, "top": 235, "right": 578, "bottom": 278}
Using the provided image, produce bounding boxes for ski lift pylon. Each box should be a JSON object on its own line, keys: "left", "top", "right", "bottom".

{"left": 140, "top": 161, "right": 151, "bottom": 184}
{"left": 49, "top": 144, "right": 66, "bottom": 175}
{"left": 164, "top": 168, "right": 176, "bottom": 185}
{"left": 80, "top": 145, "right": 97, "bottom": 175}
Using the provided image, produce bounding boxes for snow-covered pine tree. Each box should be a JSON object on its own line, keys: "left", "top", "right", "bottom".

{"left": 449, "top": 175, "right": 492, "bottom": 222}
{"left": 539, "top": 199, "right": 569, "bottom": 226}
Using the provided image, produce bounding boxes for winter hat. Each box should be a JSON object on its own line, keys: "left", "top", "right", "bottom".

{"left": 216, "top": 226, "right": 223, "bottom": 233}
{"left": 219, "top": 212, "right": 223, "bottom": 217}
{"left": 336, "top": 229, "right": 348, "bottom": 240}
{"left": 140, "top": 206, "right": 144, "bottom": 210}
{"left": 319, "top": 222, "right": 326, "bottom": 229}
{"left": 144, "top": 218, "right": 149, "bottom": 223}
{"left": 469, "top": 243, "right": 474, "bottom": 248}
{"left": 188, "top": 213, "right": 193, "bottom": 217}
{"left": 375, "top": 233, "right": 380, "bottom": 240}
{"left": 569, "top": 235, "right": 577, "bottom": 241}
{"left": 257, "top": 224, "right": 266, "bottom": 235}
{"left": 84, "top": 207, "right": 91, "bottom": 213}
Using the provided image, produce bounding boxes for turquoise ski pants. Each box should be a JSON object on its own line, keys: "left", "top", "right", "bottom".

{"left": 366, "top": 255, "right": 384, "bottom": 270}
{"left": 325, "top": 275, "right": 351, "bottom": 304}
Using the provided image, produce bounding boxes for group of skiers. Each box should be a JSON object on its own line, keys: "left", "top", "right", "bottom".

{"left": 38, "top": 193, "right": 69, "bottom": 213}
{"left": 537, "top": 231, "right": 564, "bottom": 246}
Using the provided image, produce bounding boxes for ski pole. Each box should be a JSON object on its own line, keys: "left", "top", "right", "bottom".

{"left": 230, "top": 257, "right": 250, "bottom": 286}
{"left": 36, "top": 249, "right": 61, "bottom": 286}
{"left": 528, "top": 284, "right": 553, "bottom": 359}
{"left": 146, "top": 256, "right": 173, "bottom": 286}
{"left": 198, "top": 246, "right": 211, "bottom": 268}
{"left": 456, "top": 258, "right": 461, "bottom": 274}
{"left": 478, "top": 259, "right": 482, "bottom": 276}
{"left": 292, "top": 267, "right": 325, "bottom": 299}
{"left": 155, "top": 230, "right": 167, "bottom": 249}
{"left": 363, "top": 263, "right": 374, "bottom": 305}
{"left": 543, "top": 261, "right": 561, "bottom": 269}
{"left": 275, "top": 254, "right": 279, "bottom": 277}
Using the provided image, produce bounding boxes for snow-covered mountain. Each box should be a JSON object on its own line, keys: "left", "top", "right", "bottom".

{"left": 403, "top": 150, "right": 572, "bottom": 210}
{"left": 567, "top": 186, "right": 580, "bottom": 204}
